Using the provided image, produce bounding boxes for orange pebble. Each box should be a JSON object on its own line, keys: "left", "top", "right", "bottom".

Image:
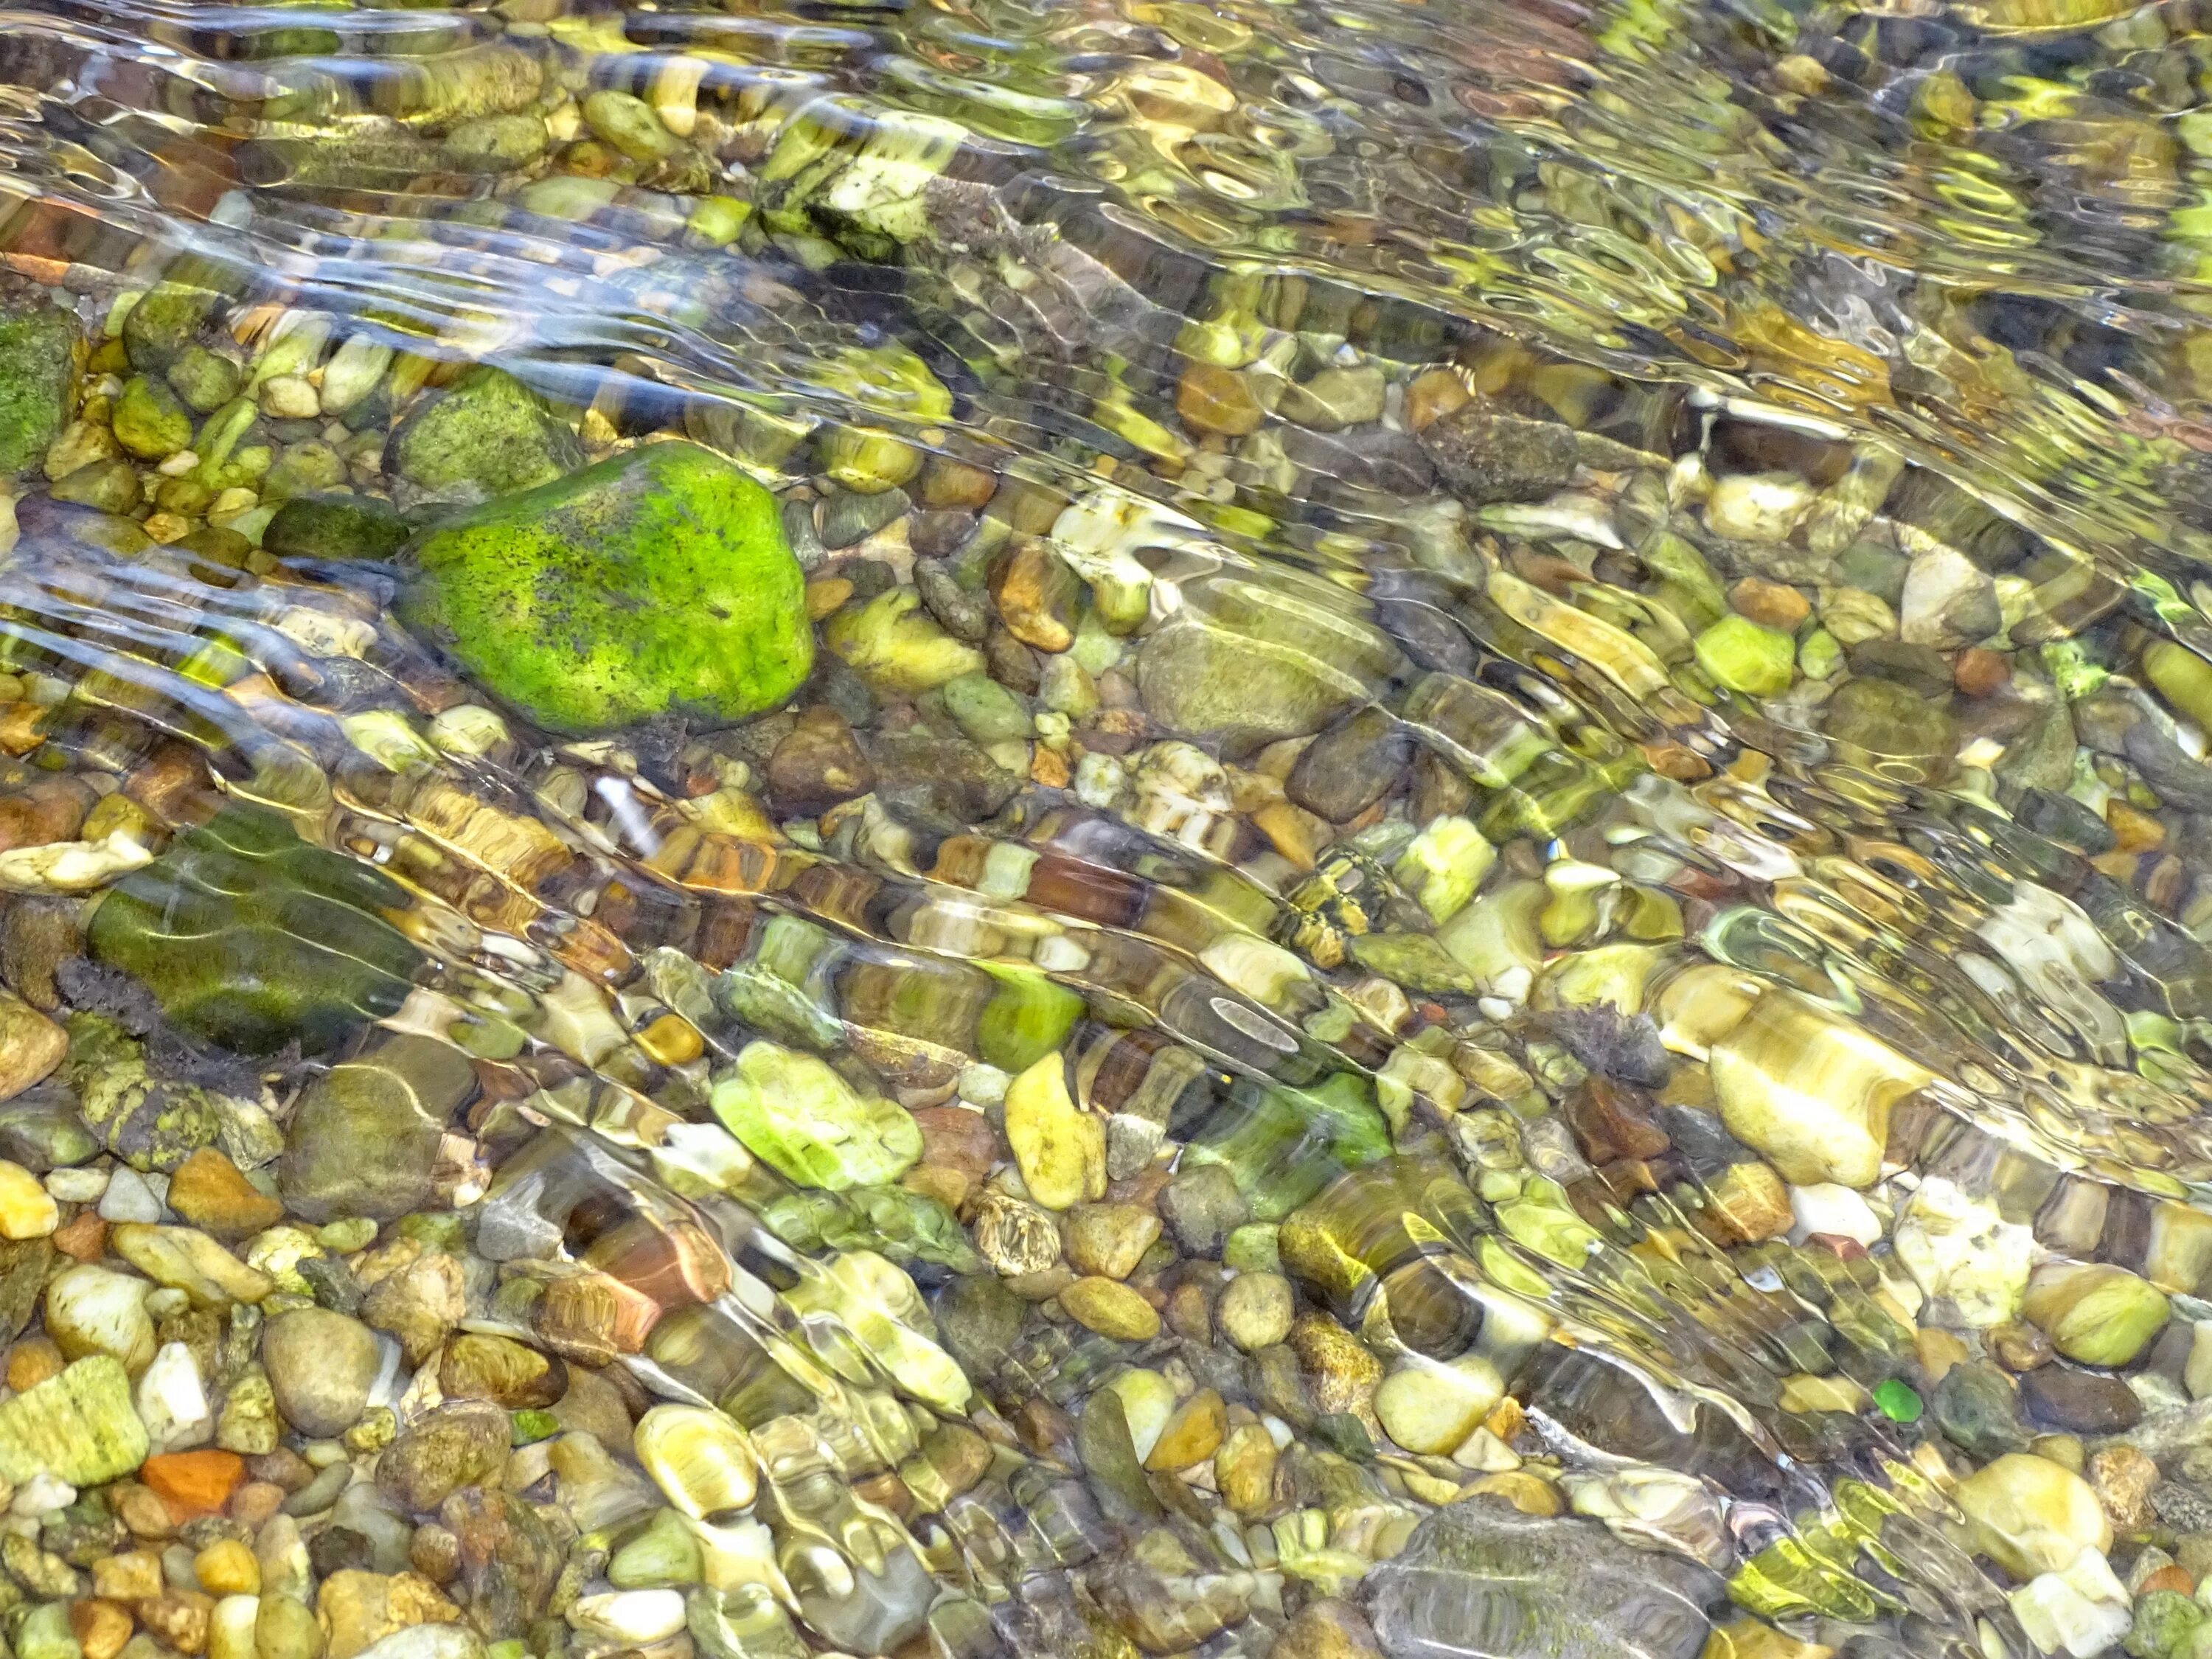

{"left": 7, "top": 1335, "right": 62, "bottom": 1393}
{"left": 50, "top": 1209, "right": 106, "bottom": 1263}
{"left": 141, "top": 1450, "right": 246, "bottom": 1519}
{"left": 70, "top": 1600, "right": 134, "bottom": 1659}
{"left": 2141, "top": 1565, "right": 2194, "bottom": 1596}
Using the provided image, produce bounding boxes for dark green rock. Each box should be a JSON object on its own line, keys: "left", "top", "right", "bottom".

{"left": 1930, "top": 1361, "right": 2030, "bottom": 1461}
{"left": 278, "top": 1032, "right": 476, "bottom": 1223}
{"left": 1287, "top": 706, "right": 1411, "bottom": 822}
{"left": 396, "top": 441, "right": 812, "bottom": 734}
{"left": 86, "top": 804, "right": 423, "bottom": 1056}
{"left": 262, "top": 493, "right": 411, "bottom": 563}
{"left": 0, "top": 306, "right": 78, "bottom": 477}
{"left": 865, "top": 732, "right": 1020, "bottom": 835}
{"left": 0, "top": 1239, "right": 51, "bottom": 1345}
{"left": 931, "top": 1274, "right": 1026, "bottom": 1382}
{"left": 384, "top": 364, "right": 582, "bottom": 506}
{"left": 0, "top": 1088, "right": 97, "bottom": 1171}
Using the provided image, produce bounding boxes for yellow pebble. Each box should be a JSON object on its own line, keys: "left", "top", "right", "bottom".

{"left": 193, "top": 1538, "right": 260, "bottom": 1596}
{"left": 636, "top": 1013, "right": 703, "bottom": 1068}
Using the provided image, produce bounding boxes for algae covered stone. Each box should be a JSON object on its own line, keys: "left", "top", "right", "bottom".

{"left": 709, "top": 1040, "right": 921, "bottom": 1191}
{"left": 385, "top": 364, "right": 582, "bottom": 505}
{"left": 262, "top": 493, "right": 411, "bottom": 564}
{"left": 0, "top": 1356, "right": 150, "bottom": 1486}
{"left": 87, "top": 804, "right": 422, "bottom": 1057}
{"left": 397, "top": 441, "right": 812, "bottom": 735}
{"left": 0, "top": 304, "right": 78, "bottom": 476}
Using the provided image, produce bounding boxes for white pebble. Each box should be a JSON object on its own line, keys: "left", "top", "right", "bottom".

{"left": 44, "top": 1166, "right": 107, "bottom": 1204}
{"left": 98, "top": 1167, "right": 161, "bottom": 1223}
{"left": 1787, "top": 1182, "right": 1881, "bottom": 1247}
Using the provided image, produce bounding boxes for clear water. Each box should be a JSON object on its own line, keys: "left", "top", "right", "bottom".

{"left": 0, "top": 2, "right": 2209, "bottom": 1658}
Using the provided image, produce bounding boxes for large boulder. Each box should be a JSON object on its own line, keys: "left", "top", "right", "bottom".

{"left": 396, "top": 440, "right": 813, "bottom": 734}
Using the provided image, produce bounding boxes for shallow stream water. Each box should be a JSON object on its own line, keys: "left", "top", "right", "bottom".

{"left": 1, "top": 3, "right": 2212, "bottom": 1659}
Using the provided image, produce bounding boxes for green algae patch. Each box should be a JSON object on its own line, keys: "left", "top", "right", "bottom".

{"left": 396, "top": 440, "right": 813, "bottom": 734}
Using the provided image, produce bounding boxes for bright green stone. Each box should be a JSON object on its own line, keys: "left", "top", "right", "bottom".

{"left": 1871, "top": 1377, "right": 1921, "bottom": 1423}
{"left": 1694, "top": 613, "right": 1797, "bottom": 698}
{"left": 397, "top": 440, "right": 813, "bottom": 734}
{"left": 710, "top": 1040, "right": 922, "bottom": 1191}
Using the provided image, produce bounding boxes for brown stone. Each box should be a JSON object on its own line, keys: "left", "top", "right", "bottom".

{"left": 71, "top": 1599, "right": 133, "bottom": 1659}
{"left": 439, "top": 1332, "right": 566, "bottom": 1409}
{"left": 991, "top": 538, "right": 1077, "bottom": 654}
{"left": 1270, "top": 1600, "right": 1381, "bottom": 1659}
{"left": 166, "top": 1148, "right": 284, "bottom": 1240}
{"left": 1728, "top": 577, "right": 1811, "bottom": 632}
{"left": 1176, "top": 364, "right": 1265, "bottom": 439}
{"left": 1404, "top": 369, "right": 1470, "bottom": 433}
{"left": 766, "top": 706, "right": 874, "bottom": 818}
{"left": 1953, "top": 646, "right": 2011, "bottom": 698}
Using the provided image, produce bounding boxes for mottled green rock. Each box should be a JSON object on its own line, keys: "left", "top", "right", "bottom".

{"left": 0, "top": 306, "right": 78, "bottom": 476}
{"left": 0, "top": 1357, "right": 150, "bottom": 1486}
{"left": 2127, "top": 1590, "right": 2205, "bottom": 1659}
{"left": 397, "top": 441, "right": 811, "bottom": 735}
{"left": 112, "top": 376, "right": 194, "bottom": 460}
{"left": 710, "top": 1040, "right": 921, "bottom": 1190}
{"left": 1824, "top": 675, "right": 1956, "bottom": 762}
{"left": 262, "top": 492, "right": 411, "bottom": 563}
{"left": 759, "top": 1184, "right": 981, "bottom": 1273}
{"left": 384, "top": 364, "right": 582, "bottom": 505}
{"left": 263, "top": 440, "right": 348, "bottom": 499}
{"left": 166, "top": 345, "right": 242, "bottom": 414}
{"left": 86, "top": 804, "right": 423, "bottom": 1056}
{"left": 63, "top": 1013, "right": 223, "bottom": 1173}
{"left": 441, "top": 114, "right": 549, "bottom": 173}
{"left": 278, "top": 1033, "right": 476, "bottom": 1223}
{"left": 122, "top": 282, "right": 220, "bottom": 376}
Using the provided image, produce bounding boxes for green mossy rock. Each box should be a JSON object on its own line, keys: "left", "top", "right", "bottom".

{"left": 385, "top": 364, "right": 582, "bottom": 505}
{"left": 0, "top": 1357, "right": 148, "bottom": 1486}
{"left": 396, "top": 441, "right": 813, "bottom": 734}
{"left": 0, "top": 305, "right": 79, "bottom": 477}
{"left": 112, "top": 375, "right": 193, "bottom": 460}
{"left": 262, "top": 492, "right": 411, "bottom": 563}
{"left": 86, "top": 803, "right": 423, "bottom": 1056}
{"left": 122, "top": 282, "right": 221, "bottom": 376}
